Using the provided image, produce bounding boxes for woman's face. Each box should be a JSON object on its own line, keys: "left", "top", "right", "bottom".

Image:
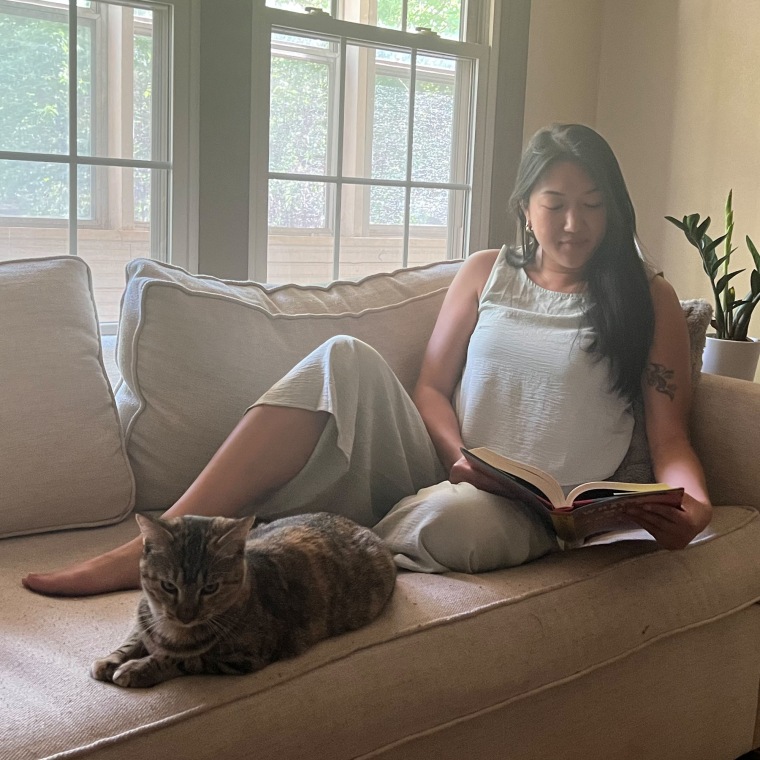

{"left": 524, "top": 160, "right": 607, "bottom": 274}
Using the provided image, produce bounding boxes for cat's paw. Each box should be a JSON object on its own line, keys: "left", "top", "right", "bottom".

{"left": 111, "top": 659, "right": 163, "bottom": 689}
{"left": 89, "top": 654, "right": 126, "bottom": 683}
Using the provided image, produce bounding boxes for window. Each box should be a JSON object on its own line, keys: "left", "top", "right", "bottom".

{"left": 253, "top": 0, "right": 490, "bottom": 284}
{"left": 0, "top": 0, "right": 192, "bottom": 325}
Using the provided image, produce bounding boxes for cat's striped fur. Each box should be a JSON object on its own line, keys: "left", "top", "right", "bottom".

{"left": 90, "top": 512, "right": 396, "bottom": 688}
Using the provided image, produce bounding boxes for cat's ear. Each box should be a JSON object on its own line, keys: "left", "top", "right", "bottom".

{"left": 214, "top": 515, "right": 255, "bottom": 556}
{"left": 135, "top": 513, "right": 174, "bottom": 549}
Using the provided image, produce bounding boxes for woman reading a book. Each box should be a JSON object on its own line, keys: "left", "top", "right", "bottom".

{"left": 24, "top": 124, "right": 713, "bottom": 595}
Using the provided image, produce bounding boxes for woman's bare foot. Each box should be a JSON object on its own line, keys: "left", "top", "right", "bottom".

{"left": 22, "top": 537, "right": 143, "bottom": 597}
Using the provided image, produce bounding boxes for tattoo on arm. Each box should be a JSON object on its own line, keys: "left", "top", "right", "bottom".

{"left": 645, "top": 363, "right": 677, "bottom": 400}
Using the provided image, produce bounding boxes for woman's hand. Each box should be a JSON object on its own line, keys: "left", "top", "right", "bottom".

{"left": 448, "top": 455, "right": 505, "bottom": 494}
{"left": 626, "top": 493, "right": 713, "bottom": 550}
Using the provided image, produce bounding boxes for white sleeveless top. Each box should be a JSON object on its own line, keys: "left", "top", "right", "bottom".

{"left": 456, "top": 246, "right": 634, "bottom": 488}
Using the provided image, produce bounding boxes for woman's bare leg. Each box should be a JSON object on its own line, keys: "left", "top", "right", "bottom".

{"left": 22, "top": 406, "right": 330, "bottom": 597}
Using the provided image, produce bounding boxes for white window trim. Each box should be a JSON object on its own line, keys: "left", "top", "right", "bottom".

{"left": 249, "top": 2, "right": 493, "bottom": 283}
{"left": 0, "top": 0, "right": 198, "bottom": 277}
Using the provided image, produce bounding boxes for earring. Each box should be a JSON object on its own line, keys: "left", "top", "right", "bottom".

{"left": 525, "top": 220, "right": 533, "bottom": 234}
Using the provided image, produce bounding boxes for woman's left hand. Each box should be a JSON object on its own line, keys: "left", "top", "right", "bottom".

{"left": 626, "top": 493, "right": 713, "bottom": 550}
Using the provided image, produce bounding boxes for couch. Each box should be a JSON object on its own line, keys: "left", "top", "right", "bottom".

{"left": 2, "top": 255, "right": 760, "bottom": 760}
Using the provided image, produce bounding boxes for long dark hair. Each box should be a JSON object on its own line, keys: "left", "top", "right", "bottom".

{"left": 508, "top": 123, "right": 654, "bottom": 405}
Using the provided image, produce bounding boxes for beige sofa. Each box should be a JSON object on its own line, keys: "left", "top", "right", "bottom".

{"left": 2, "top": 256, "right": 760, "bottom": 760}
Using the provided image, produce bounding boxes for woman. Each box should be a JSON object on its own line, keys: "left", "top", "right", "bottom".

{"left": 23, "top": 124, "right": 712, "bottom": 595}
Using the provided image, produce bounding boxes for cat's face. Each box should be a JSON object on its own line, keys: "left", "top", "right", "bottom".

{"left": 135, "top": 514, "right": 254, "bottom": 627}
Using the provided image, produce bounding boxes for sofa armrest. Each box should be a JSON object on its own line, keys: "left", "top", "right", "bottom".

{"left": 690, "top": 373, "right": 760, "bottom": 508}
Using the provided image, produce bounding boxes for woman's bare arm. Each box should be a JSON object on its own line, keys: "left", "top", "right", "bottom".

{"left": 413, "top": 249, "right": 499, "bottom": 475}
{"left": 627, "top": 275, "right": 713, "bottom": 548}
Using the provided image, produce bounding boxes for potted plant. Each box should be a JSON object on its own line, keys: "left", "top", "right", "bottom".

{"left": 666, "top": 190, "right": 760, "bottom": 381}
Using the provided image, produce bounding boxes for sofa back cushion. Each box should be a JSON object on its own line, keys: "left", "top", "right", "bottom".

{"left": 116, "top": 259, "right": 462, "bottom": 511}
{"left": 0, "top": 256, "right": 134, "bottom": 538}
{"left": 116, "top": 258, "right": 712, "bottom": 511}
{"left": 611, "top": 298, "right": 713, "bottom": 483}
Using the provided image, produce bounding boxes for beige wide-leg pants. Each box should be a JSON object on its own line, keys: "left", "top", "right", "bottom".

{"left": 249, "top": 336, "right": 558, "bottom": 573}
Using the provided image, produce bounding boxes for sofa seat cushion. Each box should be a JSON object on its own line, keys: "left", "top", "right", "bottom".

{"left": 3, "top": 505, "right": 759, "bottom": 760}
{"left": 115, "top": 259, "right": 462, "bottom": 511}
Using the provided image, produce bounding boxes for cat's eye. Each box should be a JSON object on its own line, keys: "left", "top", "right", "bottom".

{"left": 201, "top": 582, "right": 220, "bottom": 595}
{"left": 160, "top": 580, "right": 178, "bottom": 594}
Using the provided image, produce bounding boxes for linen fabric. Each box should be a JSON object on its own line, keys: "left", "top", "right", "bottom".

{"left": 248, "top": 335, "right": 446, "bottom": 527}
{"left": 2, "top": 502, "right": 759, "bottom": 759}
{"left": 457, "top": 246, "right": 634, "bottom": 487}
{"left": 0, "top": 256, "right": 134, "bottom": 537}
{"left": 250, "top": 336, "right": 557, "bottom": 572}
{"left": 115, "top": 258, "right": 461, "bottom": 511}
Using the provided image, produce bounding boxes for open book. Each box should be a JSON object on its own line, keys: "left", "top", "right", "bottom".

{"left": 461, "top": 447, "right": 684, "bottom": 545}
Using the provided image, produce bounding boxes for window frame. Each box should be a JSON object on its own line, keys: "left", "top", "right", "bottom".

{"left": 0, "top": 0, "right": 199, "bottom": 329}
{"left": 250, "top": 1, "right": 493, "bottom": 282}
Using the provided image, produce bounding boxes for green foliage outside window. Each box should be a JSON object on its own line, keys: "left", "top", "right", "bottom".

{"left": 0, "top": 8, "right": 153, "bottom": 222}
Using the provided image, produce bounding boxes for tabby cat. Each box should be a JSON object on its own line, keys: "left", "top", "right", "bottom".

{"left": 90, "top": 512, "right": 396, "bottom": 688}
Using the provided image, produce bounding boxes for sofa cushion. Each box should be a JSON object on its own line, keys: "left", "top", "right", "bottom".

{"left": 0, "top": 256, "right": 134, "bottom": 538}
{"left": 2, "top": 504, "right": 758, "bottom": 758}
{"left": 115, "top": 259, "right": 462, "bottom": 511}
{"left": 611, "top": 297, "right": 713, "bottom": 483}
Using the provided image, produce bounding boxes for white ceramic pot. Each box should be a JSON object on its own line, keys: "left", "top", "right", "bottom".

{"left": 701, "top": 336, "right": 760, "bottom": 381}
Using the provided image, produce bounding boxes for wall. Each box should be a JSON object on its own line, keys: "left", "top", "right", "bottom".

{"left": 524, "top": 0, "right": 760, "bottom": 380}
{"left": 522, "top": 0, "right": 605, "bottom": 140}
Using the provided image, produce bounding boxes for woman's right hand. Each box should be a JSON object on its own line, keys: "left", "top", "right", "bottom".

{"left": 449, "top": 455, "right": 505, "bottom": 494}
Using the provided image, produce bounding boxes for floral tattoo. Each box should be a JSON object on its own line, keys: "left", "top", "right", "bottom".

{"left": 645, "top": 363, "right": 677, "bottom": 400}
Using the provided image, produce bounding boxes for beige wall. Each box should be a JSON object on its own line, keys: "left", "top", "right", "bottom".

{"left": 525, "top": 0, "right": 760, "bottom": 378}
{"left": 523, "top": 0, "right": 605, "bottom": 140}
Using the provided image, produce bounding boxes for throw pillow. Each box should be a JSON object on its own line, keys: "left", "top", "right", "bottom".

{"left": 0, "top": 256, "right": 134, "bottom": 538}
{"left": 611, "top": 298, "right": 713, "bottom": 483}
{"left": 116, "top": 259, "right": 462, "bottom": 511}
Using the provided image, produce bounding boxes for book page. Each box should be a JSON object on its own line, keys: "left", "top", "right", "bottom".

{"left": 565, "top": 480, "right": 678, "bottom": 505}
{"left": 462, "top": 447, "right": 565, "bottom": 507}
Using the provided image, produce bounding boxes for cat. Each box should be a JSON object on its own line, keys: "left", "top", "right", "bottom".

{"left": 90, "top": 512, "right": 396, "bottom": 688}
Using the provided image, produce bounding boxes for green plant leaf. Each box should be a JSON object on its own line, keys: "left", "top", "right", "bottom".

{"left": 731, "top": 294, "right": 760, "bottom": 340}
{"left": 747, "top": 235, "right": 760, "bottom": 271}
{"left": 704, "top": 234, "right": 728, "bottom": 257}
{"left": 715, "top": 270, "right": 745, "bottom": 294}
{"left": 686, "top": 213, "right": 702, "bottom": 232}
{"left": 665, "top": 215, "right": 688, "bottom": 232}
{"left": 709, "top": 253, "right": 730, "bottom": 278}
{"left": 697, "top": 217, "right": 712, "bottom": 238}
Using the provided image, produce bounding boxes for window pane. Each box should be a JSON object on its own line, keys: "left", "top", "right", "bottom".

{"left": 411, "top": 55, "right": 467, "bottom": 183}
{"left": 133, "top": 25, "right": 153, "bottom": 161}
{"left": 408, "top": 0, "right": 462, "bottom": 40}
{"left": 270, "top": 35, "right": 332, "bottom": 175}
{"left": 368, "top": 51, "right": 411, "bottom": 181}
{"left": 77, "top": 18, "right": 93, "bottom": 155}
{"left": 134, "top": 167, "right": 152, "bottom": 223}
{"left": 78, "top": 164, "right": 93, "bottom": 220}
{"left": 0, "top": 160, "right": 69, "bottom": 261}
{"left": 77, "top": 165, "right": 163, "bottom": 321}
{"left": 408, "top": 186, "right": 465, "bottom": 265}
{"left": 0, "top": 159, "right": 68, "bottom": 218}
{"left": 266, "top": 0, "right": 329, "bottom": 12}
{"left": 369, "top": 184, "right": 404, "bottom": 226}
{"left": 1, "top": 224, "right": 69, "bottom": 262}
{"left": 265, "top": 0, "right": 463, "bottom": 39}
{"left": 0, "top": 6, "right": 69, "bottom": 154}
{"left": 269, "top": 178, "right": 329, "bottom": 229}
{"left": 343, "top": 183, "right": 405, "bottom": 278}
{"left": 80, "top": 2, "right": 170, "bottom": 161}
{"left": 376, "top": 1, "right": 403, "bottom": 31}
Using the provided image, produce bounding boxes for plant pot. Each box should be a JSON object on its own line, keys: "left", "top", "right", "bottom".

{"left": 701, "top": 336, "right": 760, "bottom": 382}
